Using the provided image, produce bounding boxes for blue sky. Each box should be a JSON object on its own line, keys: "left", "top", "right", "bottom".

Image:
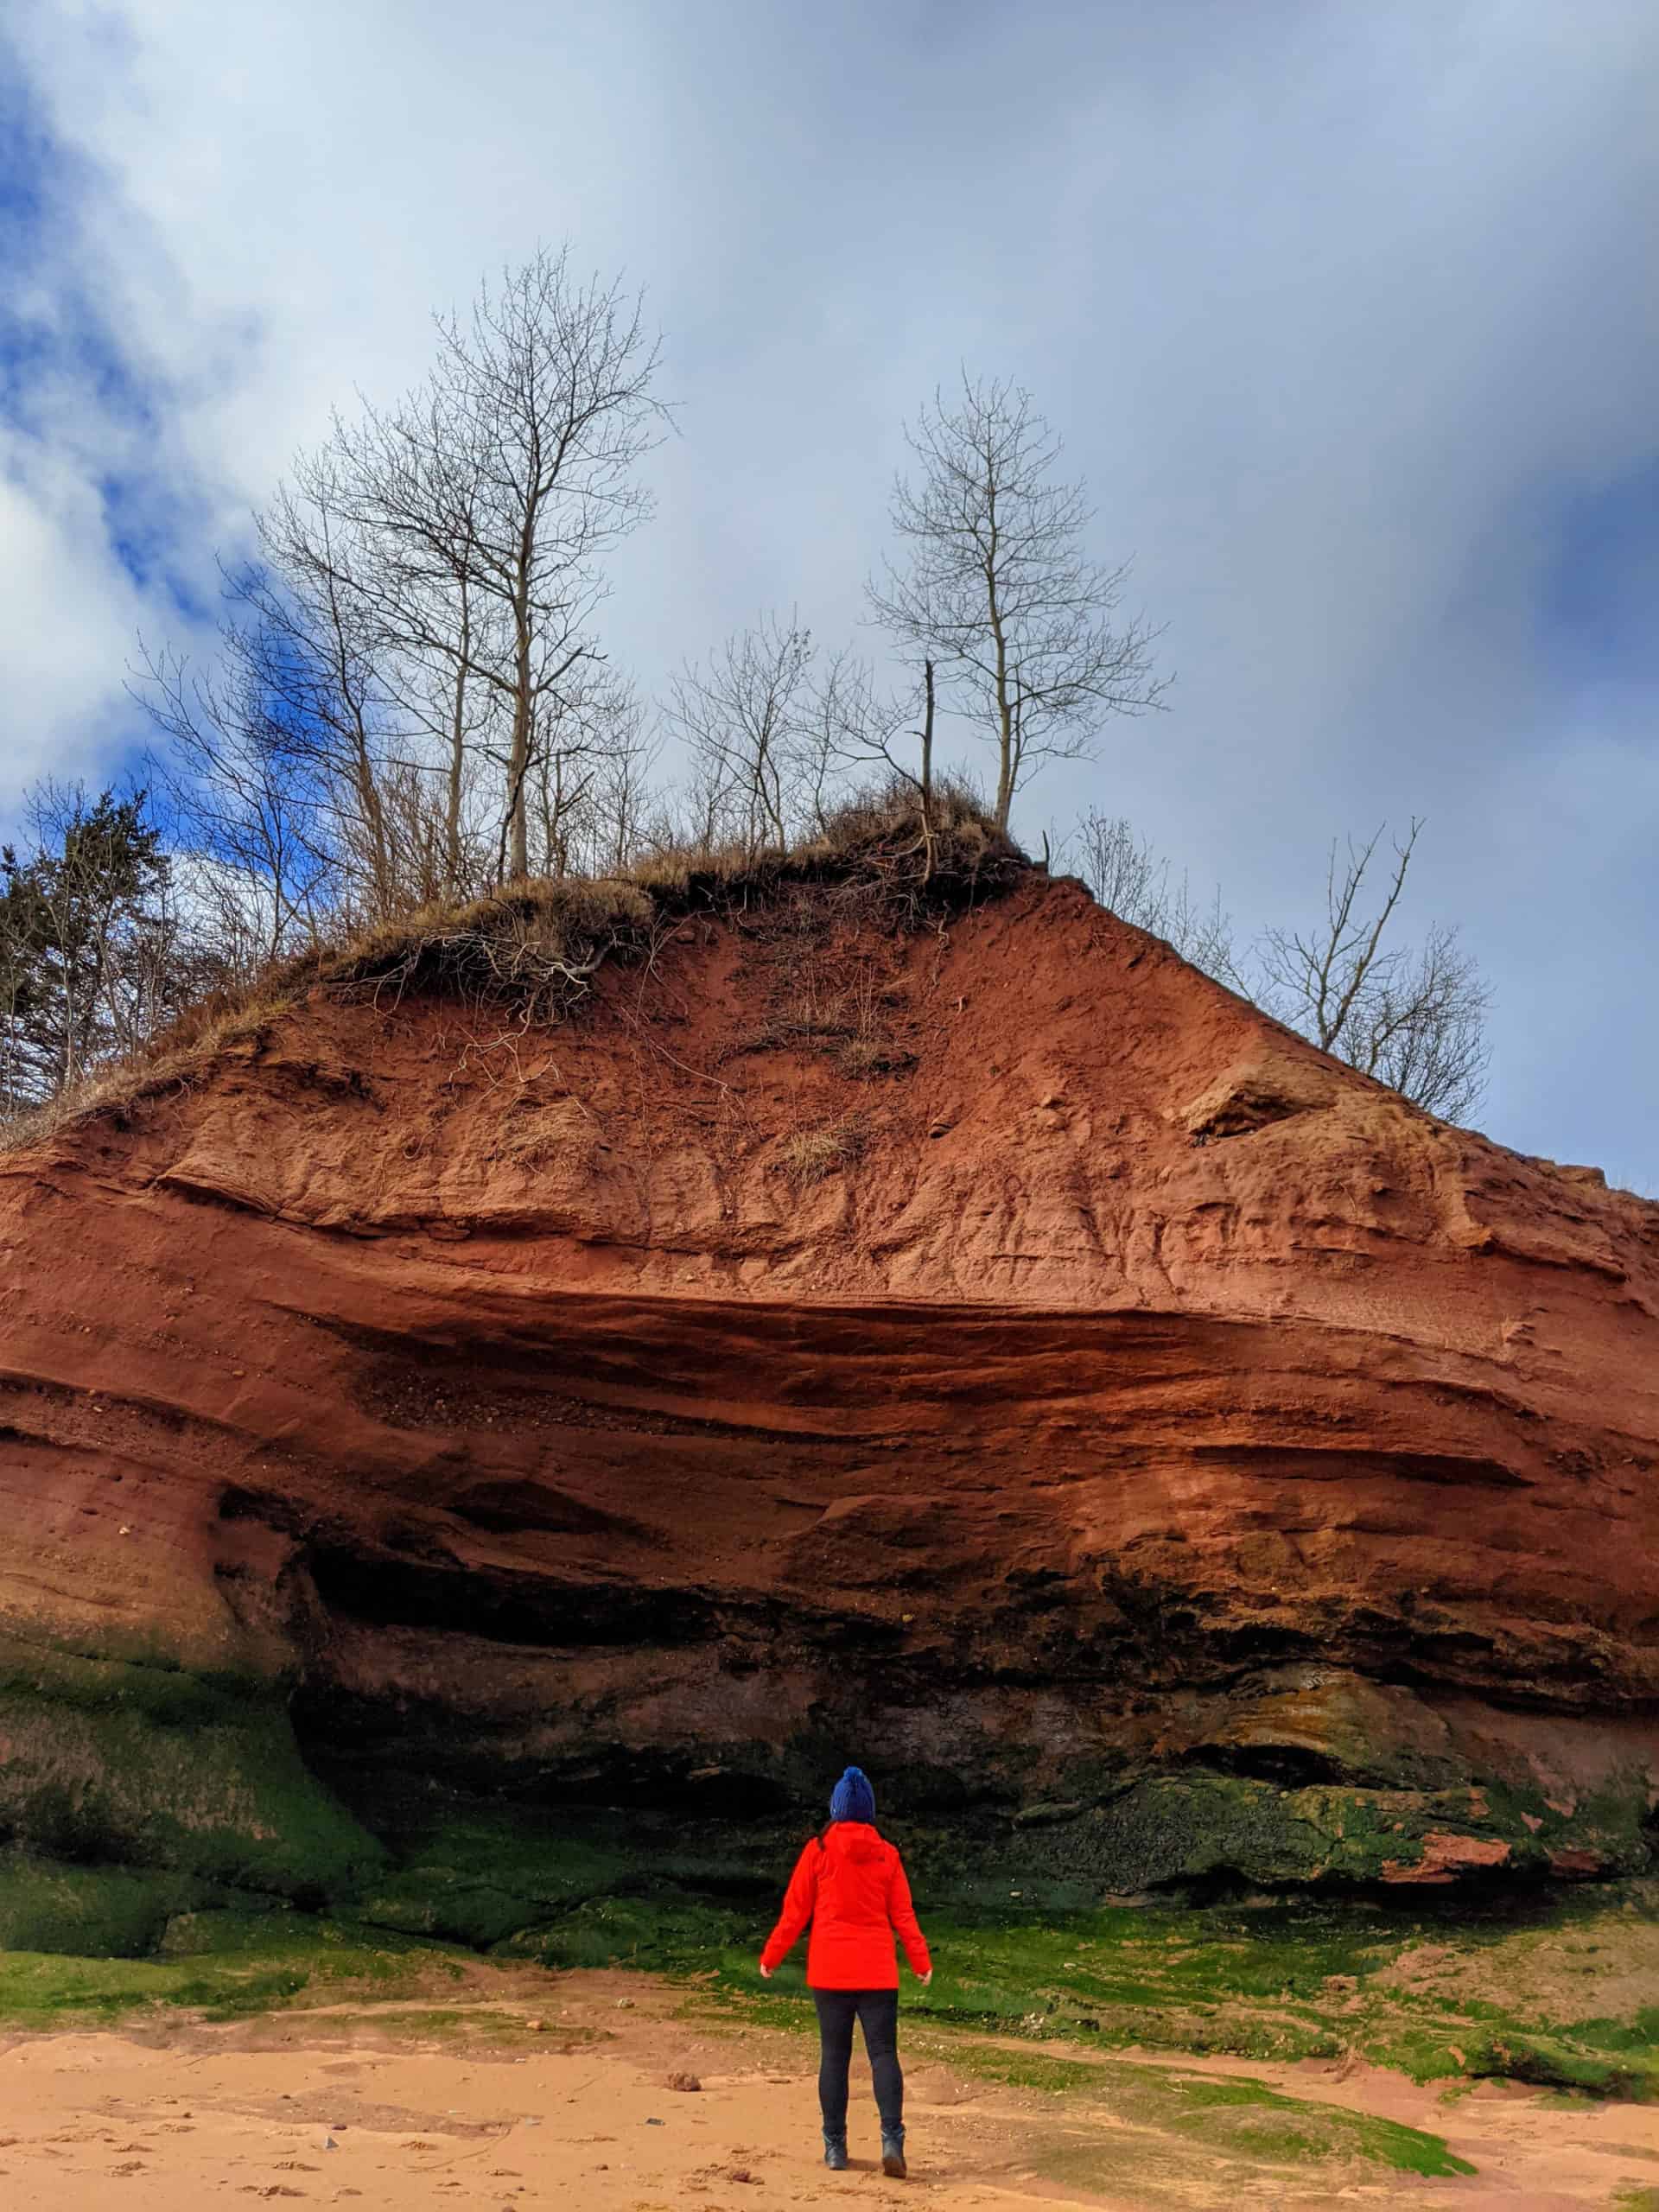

{"left": 2, "top": 0, "right": 1656, "bottom": 1190}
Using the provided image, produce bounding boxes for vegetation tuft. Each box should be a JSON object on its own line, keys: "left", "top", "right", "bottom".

{"left": 778, "top": 1118, "right": 867, "bottom": 1185}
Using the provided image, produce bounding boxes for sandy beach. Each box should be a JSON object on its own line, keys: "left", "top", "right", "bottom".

{"left": 4, "top": 1970, "right": 1658, "bottom": 2212}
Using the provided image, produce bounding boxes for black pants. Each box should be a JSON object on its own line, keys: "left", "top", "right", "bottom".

{"left": 812, "top": 1987, "right": 903, "bottom": 2137}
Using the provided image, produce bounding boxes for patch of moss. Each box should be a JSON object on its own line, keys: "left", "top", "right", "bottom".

{"left": 0, "top": 1912, "right": 457, "bottom": 2029}
{"left": 0, "top": 1854, "right": 207, "bottom": 1956}
{"left": 949, "top": 2044, "right": 1473, "bottom": 2178}
{"left": 4, "top": 1759, "right": 1656, "bottom": 2120}
{"left": 354, "top": 1809, "right": 651, "bottom": 1947}
{"left": 347, "top": 1805, "right": 1656, "bottom": 2107}
{"left": 0, "top": 1633, "right": 384, "bottom": 1899}
{"left": 663, "top": 1870, "right": 1659, "bottom": 2105}
{"left": 1018, "top": 1767, "right": 1651, "bottom": 1891}
{"left": 156, "top": 1905, "right": 297, "bottom": 1958}
{"left": 1456, "top": 2025, "right": 1654, "bottom": 2100}
{"left": 296, "top": 2005, "right": 582, "bottom": 2045}
{"left": 500, "top": 1890, "right": 755, "bottom": 1973}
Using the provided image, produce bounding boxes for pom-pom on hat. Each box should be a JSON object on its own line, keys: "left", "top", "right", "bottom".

{"left": 830, "top": 1766, "right": 876, "bottom": 1823}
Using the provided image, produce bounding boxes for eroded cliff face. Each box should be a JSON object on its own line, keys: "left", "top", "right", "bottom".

{"left": 3, "top": 870, "right": 1657, "bottom": 1916}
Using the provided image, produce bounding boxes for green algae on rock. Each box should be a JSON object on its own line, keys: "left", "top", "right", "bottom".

{"left": 0, "top": 1630, "right": 384, "bottom": 1899}
{"left": 947, "top": 2046, "right": 1475, "bottom": 2180}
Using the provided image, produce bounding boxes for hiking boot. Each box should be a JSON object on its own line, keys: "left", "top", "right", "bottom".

{"left": 880, "top": 2126, "right": 907, "bottom": 2179}
{"left": 823, "top": 2131, "right": 849, "bottom": 2171}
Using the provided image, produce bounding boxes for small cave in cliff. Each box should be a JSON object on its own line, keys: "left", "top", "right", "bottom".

{"left": 304, "top": 1536, "right": 726, "bottom": 1650}
{"left": 1185, "top": 1741, "right": 1349, "bottom": 1789}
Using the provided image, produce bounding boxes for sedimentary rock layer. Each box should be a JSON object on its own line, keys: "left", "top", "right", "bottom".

{"left": 2, "top": 872, "right": 1656, "bottom": 1895}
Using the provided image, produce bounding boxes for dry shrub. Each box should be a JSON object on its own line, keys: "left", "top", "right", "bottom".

{"left": 806, "top": 774, "right": 1014, "bottom": 880}
{"left": 321, "top": 877, "right": 656, "bottom": 1019}
{"left": 836, "top": 1033, "right": 917, "bottom": 1079}
{"left": 624, "top": 841, "right": 754, "bottom": 900}
{"left": 779, "top": 1119, "right": 866, "bottom": 1185}
{"left": 633, "top": 779, "right": 1018, "bottom": 914}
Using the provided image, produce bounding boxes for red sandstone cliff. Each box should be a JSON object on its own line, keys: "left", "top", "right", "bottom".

{"left": 2, "top": 866, "right": 1656, "bottom": 1892}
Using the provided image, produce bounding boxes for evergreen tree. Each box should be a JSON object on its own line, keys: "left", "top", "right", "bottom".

{"left": 0, "top": 789, "right": 173, "bottom": 1109}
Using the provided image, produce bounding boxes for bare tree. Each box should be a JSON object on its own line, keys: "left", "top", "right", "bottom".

{"left": 135, "top": 505, "right": 416, "bottom": 939}
{"left": 242, "top": 484, "right": 411, "bottom": 916}
{"left": 276, "top": 250, "right": 665, "bottom": 887}
{"left": 307, "top": 397, "right": 505, "bottom": 895}
{"left": 519, "top": 664, "right": 655, "bottom": 879}
{"left": 136, "top": 428, "right": 438, "bottom": 943}
{"left": 868, "top": 376, "right": 1166, "bottom": 830}
{"left": 578, "top": 683, "right": 662, "bottom": 875}
{"left": 1071, "top": 808, "right": 1490, "bottom": 1118}
{"left": 428, "top": 249, "right": 666, "bottom": 879}
{"left": 1254, "top": 821, "right": 1491, "bottom": 1118}
{"left": 1071, "top": 809, "right": 1241, "bottom": 978}
{"left": 136, "top": 634, "right": 335, "bottom": 965}
{"left": 664, "top": 617, "right": 817, "bottom": 858}
{"left": 137, "top": 245, "right": 666, "bottom": 929}
{"left": 1071, "top": 810, "right": 1168, "bottom": 931}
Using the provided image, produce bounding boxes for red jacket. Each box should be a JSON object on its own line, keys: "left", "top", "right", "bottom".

{"left": 760, "top": 1821, "right": 931, "bottom": 1990}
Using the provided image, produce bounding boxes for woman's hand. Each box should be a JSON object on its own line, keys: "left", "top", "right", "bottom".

{"left": 919, "top": 1970, "right": 933, "bottom": 1986}
{"left": 759, "top": 1961, "right": 773, "bottom": 1979}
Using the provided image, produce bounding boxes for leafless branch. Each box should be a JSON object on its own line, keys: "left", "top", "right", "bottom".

{"left": 868, "top": 374, "right": 1168, "bottom": 830}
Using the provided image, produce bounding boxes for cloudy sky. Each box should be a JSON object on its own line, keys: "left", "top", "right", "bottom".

{"left": 3, "top": 1, "right": 1656, "bottom": 1188}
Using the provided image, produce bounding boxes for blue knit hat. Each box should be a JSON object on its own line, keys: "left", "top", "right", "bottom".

{"left": 830, "top": 1766, "right": 875, "bottom": 1823}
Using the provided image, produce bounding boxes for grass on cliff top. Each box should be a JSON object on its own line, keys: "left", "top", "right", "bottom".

{"left": 0, "top": 782, "right": 1022, "bottom": 1156}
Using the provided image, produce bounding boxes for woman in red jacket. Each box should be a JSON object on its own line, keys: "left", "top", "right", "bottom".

{"left": 759, "top": 1766, "right": 932, "bottom": 2177}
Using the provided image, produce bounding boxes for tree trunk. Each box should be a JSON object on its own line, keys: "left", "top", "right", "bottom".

{"left": 446, "top": 585, "right": 472, "bottom": 890}
{"left": 507, "top": 662, "right": 532, "bottom": 882}
{"left": 507, "top": 715, "right": 531, "bottom": 882}
{"left": 986, "top": 563, "right": 1014, "bottom": 830}
{"left": 920, "top": 658, "right": 937, "bottom": 882}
